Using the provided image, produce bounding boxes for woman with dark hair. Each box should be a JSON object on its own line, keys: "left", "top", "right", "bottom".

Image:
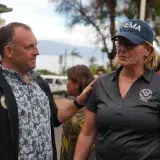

{"left": 60, "top": 65, "right": 95, "bottom": 160}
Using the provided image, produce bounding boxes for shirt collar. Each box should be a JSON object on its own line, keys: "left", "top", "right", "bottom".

{"left": 1, "top": 67, "right": 37, "bottom": 83}
{"left": 111, "top": 66, "right": 153, "bottom": 83}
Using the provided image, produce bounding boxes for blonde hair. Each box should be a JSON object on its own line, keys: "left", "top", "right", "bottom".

{"left": 112, "top": 41, "right": 158, "bottom": 70}
{"left": 143, "top": 41, "right": 158, "bottom": 70}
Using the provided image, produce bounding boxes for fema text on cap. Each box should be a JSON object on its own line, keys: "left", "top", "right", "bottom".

{"left": 121, "top": 22, "right": 141, "bottom": 32}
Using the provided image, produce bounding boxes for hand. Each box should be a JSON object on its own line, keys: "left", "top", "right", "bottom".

{"left": 77, "top": 79, "right": 96, "bottom": 105}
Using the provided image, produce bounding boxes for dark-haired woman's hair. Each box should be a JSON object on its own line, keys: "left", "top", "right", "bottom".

{"left": 67, "top": 65, "right": 94, "bottom": 93}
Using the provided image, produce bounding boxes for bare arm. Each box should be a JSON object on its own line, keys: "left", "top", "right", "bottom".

{"left": 74, "top": 110, "right": 97, "bottom": 160}
{"left": 57, "top": 100, "right": 79, "bottom": 124}
{"left": 57, "top": 80, "right": 95, "bottom": 123}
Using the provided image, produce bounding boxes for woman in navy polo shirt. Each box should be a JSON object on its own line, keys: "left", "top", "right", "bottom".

{"left": 74, "top": 19, "right": 160, "bottom": 160}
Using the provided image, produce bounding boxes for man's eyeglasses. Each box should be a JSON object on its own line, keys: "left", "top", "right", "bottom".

{"left": 114, "top": 37, "right": 138, "bottom": 50}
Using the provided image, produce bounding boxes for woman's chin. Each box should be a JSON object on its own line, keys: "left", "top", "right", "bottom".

{"left": 118, "top": 60, "right": 128, "bottom": 67}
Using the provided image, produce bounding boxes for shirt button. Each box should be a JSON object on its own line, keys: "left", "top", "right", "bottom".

{"left": 116, "top": 108, "right": 122, "bottom": 115}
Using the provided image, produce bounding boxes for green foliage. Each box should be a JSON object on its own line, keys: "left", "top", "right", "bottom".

{"left": 89, "top": 56, "right": 97, "bottom": 66}
{"left": 89, "top": 64, "right": 99, "bottom": 75}
{"left": 70, "top": 48, "right": 82, "bottom": 58}
{"left": 59, "top": 69, "right": 66, "bottom": 76}
{"left": 51, "top": 0, "right": 112, "bottom": 58}
{"left": 101, "top": 47, "right": 108, "bottom": 53}
{"left": 89, "top": 64, "right": 111, "bottom": 75}
{"left": 121, "top": 0, "right": 140, "bottom": 19}
{"left": 36, "top": 69, "right": 57, "bottom": 75}
{"left": 51, "top": 0, "right": 160, "bottom": 71}
{"left": 122, "top": 0, "right": 160, "bottom": 39}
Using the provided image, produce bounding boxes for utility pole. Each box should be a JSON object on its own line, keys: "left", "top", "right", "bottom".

{"left": 139, "top": 0, "right": 146, "bottom": 20}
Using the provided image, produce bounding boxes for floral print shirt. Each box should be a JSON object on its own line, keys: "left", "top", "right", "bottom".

{"left": 60, "top": 108, "right": 95, "bottom": 160}
{"left": 2, "top": 69, "right": 53, "bottom": 160}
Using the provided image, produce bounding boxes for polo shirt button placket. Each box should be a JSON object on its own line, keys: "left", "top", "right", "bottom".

{"left": 116, "top": 103, "right": 122, "bottom": 115}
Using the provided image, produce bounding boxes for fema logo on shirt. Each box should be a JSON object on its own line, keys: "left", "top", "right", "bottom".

{"left": 139, "top": 89, "right": 152, "bottom": 102}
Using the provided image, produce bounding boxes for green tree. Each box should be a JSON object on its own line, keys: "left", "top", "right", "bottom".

{"left": 51, "top": 0, "right": 160, "bottom": 70}
{"left": 51, "top": 0, "right": 117, "bottom": 69}
{"left": 89, "top": 56, "right": 97, "bottom": 65}
{"left": 122, "top": 0, "right": 160, "bottom": 43}
{"left": 36, "top": 69, "right": 57, "bottom": 75}
{"left": 88, "top": 56, "right": 98, "bottom": 74}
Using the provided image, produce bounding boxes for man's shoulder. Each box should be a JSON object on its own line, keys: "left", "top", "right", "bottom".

{"left": 36, "top": 75, "right": 51, "bottom": 95}
{"left": 0, "top": 69, "right": 8, "bottom": 89}
{"left": 0, "top": 72, "right": 7, "bottom": 110}
{"left": 36, "top": 75, "right": 47, "bottom": 87}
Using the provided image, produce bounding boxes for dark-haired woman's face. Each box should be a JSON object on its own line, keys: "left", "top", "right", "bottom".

{"left": 66, "top": 78, "right": 79, "bottom": 97}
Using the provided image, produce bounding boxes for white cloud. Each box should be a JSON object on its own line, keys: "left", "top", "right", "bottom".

{"left": 36, "top": 55, "right": 60, "bottom": 73}
{"left": 36, "top": 55, "right": 89, "bottom": 73}
{"left": 0, "top": 0, "right": 105, "bottom": 72}
{"left": 1, "top": 0, "right": 96, "bottom": 47}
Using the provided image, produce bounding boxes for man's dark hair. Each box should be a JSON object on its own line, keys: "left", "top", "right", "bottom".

{"left": 0, "top": 22, "right": 31, "bottom": 57}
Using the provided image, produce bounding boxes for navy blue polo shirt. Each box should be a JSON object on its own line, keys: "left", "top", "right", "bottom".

{"left": 86, "top": 67, "right": 160, "bottom": 160}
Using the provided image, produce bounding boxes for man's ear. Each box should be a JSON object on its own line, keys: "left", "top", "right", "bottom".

{"left": 4, "top": 45, "right": 13, "bottom": 58}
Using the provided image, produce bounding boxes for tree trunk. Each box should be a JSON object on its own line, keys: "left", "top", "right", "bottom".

{"left": 108, "top": 0, "right": 117, "bottom": 70}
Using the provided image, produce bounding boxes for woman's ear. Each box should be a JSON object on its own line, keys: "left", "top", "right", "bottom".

{"left": 144, "top": 52, "right": 149, "bottom": 58}
{"left": 75, "top": 83, "right": 80, "bottom": 89}
{"left": 146, "top": 45, "right": 153, "bottom": 53}
{"left": 144, "top": 45, "right": 153, "bottom": 57}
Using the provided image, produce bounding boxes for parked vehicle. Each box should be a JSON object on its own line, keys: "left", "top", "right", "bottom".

{"left": 41, "top": 75, "right": 68, "bottom": 97}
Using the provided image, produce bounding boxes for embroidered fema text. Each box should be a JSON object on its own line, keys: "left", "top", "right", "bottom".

{"left": 121, "top": 22, "right": 141, "bottom": 32}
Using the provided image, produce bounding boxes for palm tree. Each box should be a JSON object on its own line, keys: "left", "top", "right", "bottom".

{"left": 89, "top": 56, "right": 97, "bottom": 66}
{"left": 70, "top": 48, "right": 82, "bottom": 66}
{"left": 51, "top": 0, "right": 117, "bottom": 69}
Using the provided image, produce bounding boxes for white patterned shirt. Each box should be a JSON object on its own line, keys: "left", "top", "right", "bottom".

{"left": 3, "top": 69, "right": 53, "bottom": 160}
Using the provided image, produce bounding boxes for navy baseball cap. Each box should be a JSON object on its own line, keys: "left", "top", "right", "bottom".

{"left": 112, "top": 19, "right": 154, "bottom": 44}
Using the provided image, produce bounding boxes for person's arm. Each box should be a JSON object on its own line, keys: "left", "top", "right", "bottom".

{"left": 36, "top": 75, "right": 61, "bottom": 126}
{"left": 74, "top": 109, "right": 97, "bottom": 160}
{"left": 57, "top": 80, "right": 95, "bottom": 123}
